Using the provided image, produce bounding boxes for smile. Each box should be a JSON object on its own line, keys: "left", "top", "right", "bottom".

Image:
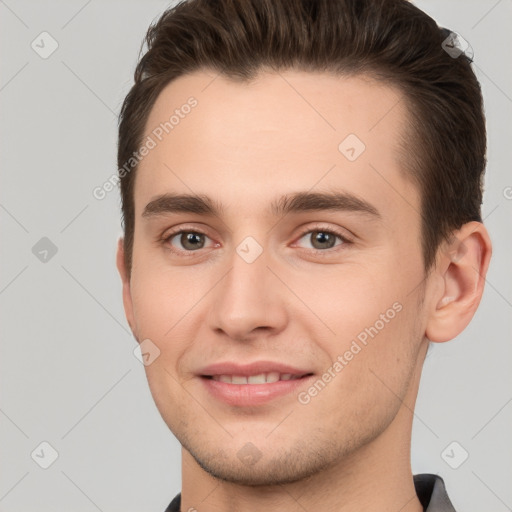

{"left": 206, "top": 372, "right": 308, "bottom": 384}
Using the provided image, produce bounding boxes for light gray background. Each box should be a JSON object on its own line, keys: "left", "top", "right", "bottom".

{"left": 1, "top": 1, "right": 511, "bottom": 511}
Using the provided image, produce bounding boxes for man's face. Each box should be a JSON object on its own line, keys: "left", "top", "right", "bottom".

{"left": 120, "top": 70, "right": 434, "bottom": 485}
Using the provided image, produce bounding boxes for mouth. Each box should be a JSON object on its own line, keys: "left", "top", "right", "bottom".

{"left": 197, "top": 361, "right": 316, "bottom": 405}
{"left": 201, "top": 372, "right": 314, "bottom": 384}
{"left": 200, "top": 372, "right": 316, "bottom": 406}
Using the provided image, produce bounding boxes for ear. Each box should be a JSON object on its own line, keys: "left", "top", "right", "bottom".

{"left": 425, "top": 221, "right": 492, "bottom": 343}
{"left": 116, "top": 237, "right": 138, "bottom": 342}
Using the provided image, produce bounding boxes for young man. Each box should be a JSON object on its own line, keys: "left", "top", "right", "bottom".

{"left": 115, "top": 0, "right": 492, "bottom": 510}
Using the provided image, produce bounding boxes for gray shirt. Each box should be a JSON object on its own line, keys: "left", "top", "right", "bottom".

{"left": 164, "top": 473, "right": 456, "bottom": 511}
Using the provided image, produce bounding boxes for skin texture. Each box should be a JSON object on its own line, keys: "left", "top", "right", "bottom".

{"left": 116, "top": 70, "right": 492, "bottom": 512}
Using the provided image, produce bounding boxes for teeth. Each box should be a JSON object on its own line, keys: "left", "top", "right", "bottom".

{"left": 211, "top": 372, "right": 303, "bottom": 384}
{"left": 248, "top": 374, "right": 267, "bottom": 384}
{"left": 265, "top": 371, "right": 280, "bottom": 383}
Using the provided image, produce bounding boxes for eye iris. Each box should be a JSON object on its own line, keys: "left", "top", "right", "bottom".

{"left": 181, "top": 232, "right": 204, "bottom": 250}
{"left": 311, "top": 231, "right": 336, "bottom": 250}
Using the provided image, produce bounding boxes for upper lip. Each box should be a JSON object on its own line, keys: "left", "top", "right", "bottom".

{"left": 198, "top": 361, "right": 314, "bottom": 377}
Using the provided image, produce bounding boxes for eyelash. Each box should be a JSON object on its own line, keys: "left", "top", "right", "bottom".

{"left": 161, "top": 224, "right": 352, "bottom": 257}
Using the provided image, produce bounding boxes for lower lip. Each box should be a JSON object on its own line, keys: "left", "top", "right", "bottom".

{"left": 199, "top": 375, "right": 315, "bottom": 406}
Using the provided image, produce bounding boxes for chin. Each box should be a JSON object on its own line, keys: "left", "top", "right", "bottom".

{"left": 181, "top": 433, "right": 342, "bottom": 487}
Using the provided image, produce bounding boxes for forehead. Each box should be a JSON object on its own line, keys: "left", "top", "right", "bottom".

{"left": 135, "top": 69, "right": 418, "bottom": 224}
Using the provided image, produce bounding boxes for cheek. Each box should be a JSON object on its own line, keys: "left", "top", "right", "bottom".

{"left": 129, "top": 266, "right": 195, "bottom": 420}
{"left": 129, "top": 249, "right": 206, "bottom": 337}
{"left": 310, "top": 299, "right": 420, "bottom": 437}
{"left": 301, "top": 264, "right": 402, "bottom": 337}
{"left": 128, "top": 256, "right": 212, "bottom": 379}
{"left": 306, "top": 261, "right": 423, "bottom": 397}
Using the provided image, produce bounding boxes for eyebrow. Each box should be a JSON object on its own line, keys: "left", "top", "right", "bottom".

{"left": 141, "top": 191, "right": 381, "bottom": 220}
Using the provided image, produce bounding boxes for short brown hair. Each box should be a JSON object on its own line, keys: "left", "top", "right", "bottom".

{"left": 117, "top": 0, "right": 486, "bottom": 277}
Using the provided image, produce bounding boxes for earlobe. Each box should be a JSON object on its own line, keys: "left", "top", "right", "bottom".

{"left": 425, "top": 222, "right": 492, "bottom": 343}
{"left": 116, "top": 237, "right": 139, "bottom": 341}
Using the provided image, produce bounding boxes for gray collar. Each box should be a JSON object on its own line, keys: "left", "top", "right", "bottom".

{"left": 414, "top": 474, "right": 457, "bottom": 511}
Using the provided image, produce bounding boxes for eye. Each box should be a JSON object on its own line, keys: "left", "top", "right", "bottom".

{"left": 161, "top": 225, "right": 352, "bottom": 257}
{"left": 164, "top": 230, "right": 216, "bottom": 253}
{"left": 295, "top": 226, "right": 350, "bottom": 252}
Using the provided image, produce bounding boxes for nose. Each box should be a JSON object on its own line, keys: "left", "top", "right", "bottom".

{"left": 206, "top": 242, "right": 288, "bottom": 341}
